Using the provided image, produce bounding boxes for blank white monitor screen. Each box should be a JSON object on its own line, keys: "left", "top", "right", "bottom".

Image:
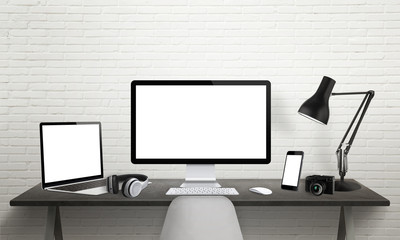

{"left": 135, "top": 85, "right": 267, "bottom": 159}
{"left": 41, "top": 124, "right": 102, "bottom": 184}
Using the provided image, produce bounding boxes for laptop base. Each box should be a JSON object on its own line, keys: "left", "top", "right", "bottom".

{"left": 46, "top": 186, "right": 108, "bottom": 195}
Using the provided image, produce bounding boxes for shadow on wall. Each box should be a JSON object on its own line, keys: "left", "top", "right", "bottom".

{"left": 236, "top": 206, "right": 378, "bottom": 239}
{"left": 2, "top": 206, "right": 47, "bottom": 240}
{"left": 3, "top": 204, "right": 384, "bottom": 239}
{"left": 2, "top": 206, "right": 168, "bottom": 240}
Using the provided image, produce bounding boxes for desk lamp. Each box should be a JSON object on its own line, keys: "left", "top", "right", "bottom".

{"left": 298, "top": 76, "right": 374, "bottom": 191}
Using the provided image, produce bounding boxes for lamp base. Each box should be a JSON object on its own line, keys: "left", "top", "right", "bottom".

{"left": 335, "top": 180, "right": 361, "bottom": 192}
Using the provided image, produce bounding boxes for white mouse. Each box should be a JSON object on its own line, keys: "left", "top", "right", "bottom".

{"left": 249, "top": 187, "right": 272, "bottom": 195}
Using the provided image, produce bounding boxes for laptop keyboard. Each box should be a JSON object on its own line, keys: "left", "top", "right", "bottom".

{"left": 51, "top": 179, "right": 106, "bottom": 192}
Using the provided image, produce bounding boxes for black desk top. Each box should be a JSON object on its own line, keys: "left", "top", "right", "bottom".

{"left": 10, "top": 179, "right": 390, "bottom": 207}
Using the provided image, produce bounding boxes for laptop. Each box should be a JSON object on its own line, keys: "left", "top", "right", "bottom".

{"left": 40, "top": 122, "right": 108, "bottom": 195}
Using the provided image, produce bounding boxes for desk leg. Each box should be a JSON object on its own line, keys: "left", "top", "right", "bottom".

{"left": 45, "top": 206, "right": 63, "bottom": 240}
{"left": 337, "top": 206, "right": 355, "bottom": 240}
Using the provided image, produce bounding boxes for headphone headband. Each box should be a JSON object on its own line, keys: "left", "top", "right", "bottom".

{"left": 116, "top": 174, "right": 148, "bottom": 182}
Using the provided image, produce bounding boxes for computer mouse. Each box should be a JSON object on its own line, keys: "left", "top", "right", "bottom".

{"left": 249, "top": 187, "right": 272, "bottom": 195}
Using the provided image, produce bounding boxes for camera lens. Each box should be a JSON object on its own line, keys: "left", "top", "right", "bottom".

{"left": 310, "top": 183, "right": 323, "bottom": 196}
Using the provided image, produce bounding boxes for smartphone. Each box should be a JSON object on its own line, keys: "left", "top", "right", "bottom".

{"left": 281, "top": 151, "right": 304, "bottom": 191}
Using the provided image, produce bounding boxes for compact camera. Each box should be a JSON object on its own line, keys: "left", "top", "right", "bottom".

{"left": 305, "top": 175, "right": 335, "bottom": 196}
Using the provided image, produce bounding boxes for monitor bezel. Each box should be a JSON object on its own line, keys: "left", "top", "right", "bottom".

{"left": 131, "top": 80, "right": 271, "bottom": 164}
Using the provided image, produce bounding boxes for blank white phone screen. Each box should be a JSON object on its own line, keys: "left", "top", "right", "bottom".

{"left": 135, "top": 85, "right": 267, "bottom": 159}
{"left": 282, "top": 154, "right": 302, "bottom": 186}
{"left": 42, "top": 124, "right": 102, "bottom": 183}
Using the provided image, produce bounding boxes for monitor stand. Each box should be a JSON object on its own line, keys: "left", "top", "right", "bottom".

{"left": 180, "top": 164, "right": 221, "bottom": 188}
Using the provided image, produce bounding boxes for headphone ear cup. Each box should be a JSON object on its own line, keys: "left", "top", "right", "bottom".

{"left": 107, "top": 175, "right": 118, "bottom": 194}
{"left": 111, "top": 175, "right": 119, "bottom": 194}
{"left": 122, "top": 178, "right": 141, "bottom": 198}
{"left": 121, "top": 179, "right": 129, "bottom": 197}
{"left": 128, "top": 181, "right": 142, "bottom": 198}
{"left": 122, "top": 179, "right": 137, "bottom": 197}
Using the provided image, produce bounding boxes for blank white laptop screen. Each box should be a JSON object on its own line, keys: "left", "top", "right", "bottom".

{"left": 135, "top": 85, "right": 267, "bottom": 159}
{"left": 41, "top": 124, "right": 102, "bottom": 184}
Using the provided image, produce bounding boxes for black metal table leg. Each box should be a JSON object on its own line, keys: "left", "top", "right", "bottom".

{"left": 337, "top": 206, "right": 355, "bottom": 240}
{"left": 45, "top": 206, "right": 63, "bottom": 240}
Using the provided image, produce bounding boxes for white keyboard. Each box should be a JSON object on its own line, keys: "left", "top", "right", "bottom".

{"left": 166, "top": 187, "right": 239, "bottom": 196}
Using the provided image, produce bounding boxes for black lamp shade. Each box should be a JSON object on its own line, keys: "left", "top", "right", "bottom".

{"left": 298, "top": 76, "right": 336, "bottom": 125}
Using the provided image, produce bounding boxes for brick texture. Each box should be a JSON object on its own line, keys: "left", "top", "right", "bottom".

{"left": 1, "top": 0, "right": 399, "bottom": 239}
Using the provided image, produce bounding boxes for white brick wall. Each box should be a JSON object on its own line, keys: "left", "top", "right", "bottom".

{"left": 1, "top": 0, "right": 399, "bottom": 239}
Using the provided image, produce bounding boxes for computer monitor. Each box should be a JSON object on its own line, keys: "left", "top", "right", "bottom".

{"left": 131, "top": 80, "right": 271, "bottom": 187}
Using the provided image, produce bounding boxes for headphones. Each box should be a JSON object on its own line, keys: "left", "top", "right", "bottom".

{"left": 106, "top": 174, "right": 148, "bottom": 198}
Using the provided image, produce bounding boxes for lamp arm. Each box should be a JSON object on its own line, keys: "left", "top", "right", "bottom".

{"left": 344, "top": 90, "right": 375, "bottom": 152}
{"left": 332, "top": 90, "right": 375, "bottom": 180}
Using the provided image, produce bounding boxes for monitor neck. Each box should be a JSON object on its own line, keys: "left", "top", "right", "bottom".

{"left": 180, "top": 164, "right": 221, "bottom": 188}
